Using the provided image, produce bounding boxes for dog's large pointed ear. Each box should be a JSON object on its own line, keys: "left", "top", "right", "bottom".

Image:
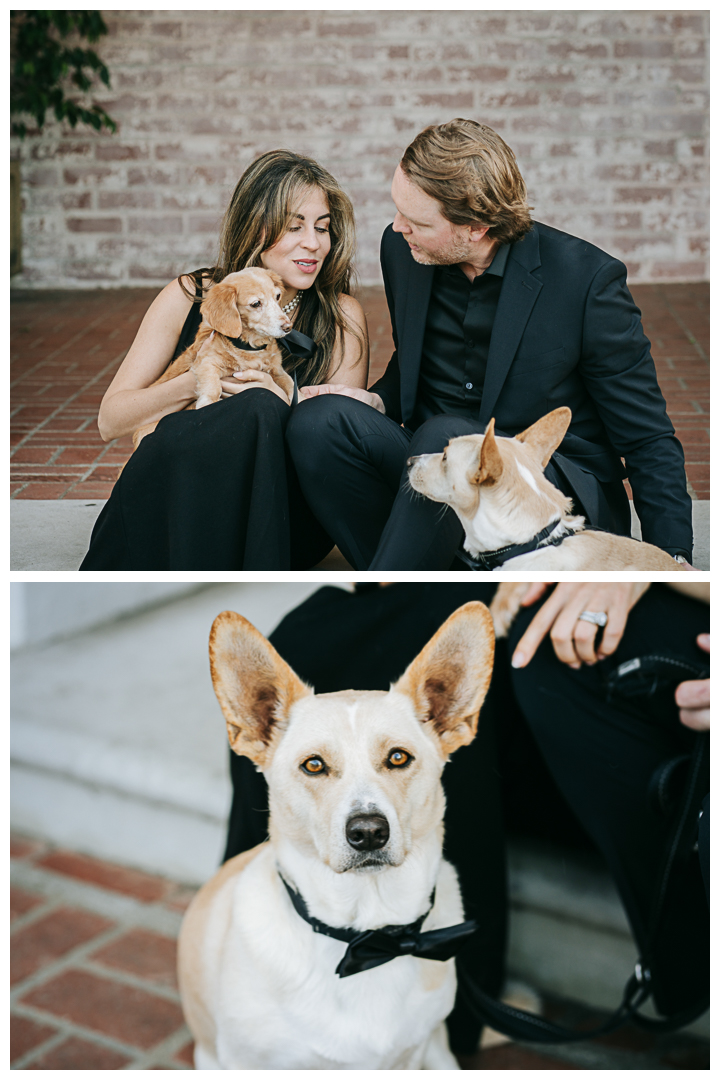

{"left": 472, "top": 418, "right": 504, "bottom": 486}
{"left": 209, "top": 611, "right": 312, "bottom": 768}
{"left": 514, "top": 407, "right": 572, "bottom": 467}
{"left": 201, "top": 282, "right": 244, "bottom": 338}
{"left": 393, "top": 602, "right": 495, "bottom": 758}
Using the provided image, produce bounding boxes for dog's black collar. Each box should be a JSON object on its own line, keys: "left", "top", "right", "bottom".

{"left": 223, "top": 328, "right": 315, "bottom": 408}
{"left": 227, "top": 337, "right": 267, "bottom": 352}
{"left": 278, "top": 872, "right": 477, "bottom": 978}
{"left": 225, "top": 327, "right": 316, "bottom": 360}
{"left": 455, "top": 521, "right": 575, "bottom": 571}
{"left": 279, "top": 872, "right": 433, "bottom": 946}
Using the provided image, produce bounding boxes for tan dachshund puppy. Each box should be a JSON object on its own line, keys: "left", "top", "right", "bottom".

{"left": 132, "top": 268, "right": 293, "bottom": 449}
{"left": 407, "top": 407, "right": 685, "bottom": 572}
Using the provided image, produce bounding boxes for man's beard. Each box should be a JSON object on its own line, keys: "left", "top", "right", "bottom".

{"left": 406, "top": 234, "right": 470, "bottom": 266}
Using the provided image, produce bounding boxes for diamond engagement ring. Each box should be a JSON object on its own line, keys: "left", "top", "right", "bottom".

{"left": 577, "top": 611, "right": 608, "bottom": 627}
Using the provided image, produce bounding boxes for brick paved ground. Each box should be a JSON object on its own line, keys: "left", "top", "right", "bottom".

{"left": 11, "top": 283, "right": 708, "bottom": 501}
{"left": 11, "top": 833, "right": 709, "bottom": 1070}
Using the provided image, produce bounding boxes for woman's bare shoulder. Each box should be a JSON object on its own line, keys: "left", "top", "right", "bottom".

{"left": 338, "top": 292, "right": 367, "bottom": 328}
{"left": 142, "top": 275, "right": 206, "bottom": 333}
{"left": 147, "top": 276, "right": 194, "bottom": 315}
{"left": 110, "top": 276, "right": 197, "bottom": 380}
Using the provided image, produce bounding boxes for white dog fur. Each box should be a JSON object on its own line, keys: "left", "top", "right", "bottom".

{"left": 407, "top": 407, "right": 683, "bottom": 571}
{"left": 178, "top": 602, "right": 495, "bottom": 1070}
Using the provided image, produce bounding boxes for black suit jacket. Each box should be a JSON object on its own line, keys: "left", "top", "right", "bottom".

{"left": 372, "top": 221, "right": 693, "bottom": 556}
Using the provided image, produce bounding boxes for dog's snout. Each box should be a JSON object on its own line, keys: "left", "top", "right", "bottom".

{"left": 345, "top": 813, "right": 390, "bottom": 852}
{"left": 407, "top": 456, "right": 419, "bottom": 468}
{"left": 280, "top": 318, "right": 292, "bottom": 333}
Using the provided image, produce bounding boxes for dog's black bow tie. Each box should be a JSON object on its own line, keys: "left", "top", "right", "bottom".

{"left": 279, "top": 873, "right": 478, "bottom": 978}
{"left": 281, "top": 328, "right": 316, "bottom": 360}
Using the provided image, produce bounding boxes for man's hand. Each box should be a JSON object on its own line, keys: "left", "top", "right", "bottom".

{"left": 511, "top": 582, "right": 650, "bottom": 670}
{"left": 301, "top": 383, "right": 386, "bottom": 413}
{"left": 676, "top": 634, "right": 710, "bottom": 730}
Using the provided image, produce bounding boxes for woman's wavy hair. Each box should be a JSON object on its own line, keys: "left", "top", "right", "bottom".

{"left": 180, "top": 149, "right": 360, "bottom": 385}
{"left": 400, "top": 119, "right": 533, "bottom": 245}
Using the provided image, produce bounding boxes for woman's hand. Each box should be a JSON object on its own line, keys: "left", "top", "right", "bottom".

{"left": 301, "top": 383, "right": 385, "bottom": 413}
{"left": 511, "top": 582, "right": 651, "bottom": 670}
{"left": 220, "top": 369, "right": 292, "bottom": 403}
{"left": 676, "top": 634, "right": 710, "bottom": 730}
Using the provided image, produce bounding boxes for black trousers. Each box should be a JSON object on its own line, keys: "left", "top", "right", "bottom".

{"left": 80, "top": 389, "right": 332, "bottom": 570}
{"left": 508, "top": 584, "right": 709, "bottom": 1018}
{"left": 223, "top": 583, "right": 709, "bottom": 1049}
{"left": 223, "top": 583, "right": 506, "bottom": 1054}
{"left": 285, "top": 394, "right": 630, "bottom": 570}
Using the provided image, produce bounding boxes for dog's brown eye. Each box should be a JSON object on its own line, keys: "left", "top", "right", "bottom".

{"left": 301, "top": 755, "right": 326, "bottom": 775}
{"left": 250, "top": 300, "right": 262, "bottom": 308}
{"left": 441, "top": 451, "right": 447, "bottom": 463}
{"left": 387, "top": 749, "right": 412, "bottom": 769}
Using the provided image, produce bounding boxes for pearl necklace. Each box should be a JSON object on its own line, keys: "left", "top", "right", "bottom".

{"left": 282, "top": 293, "right": 302, "bottom": 315}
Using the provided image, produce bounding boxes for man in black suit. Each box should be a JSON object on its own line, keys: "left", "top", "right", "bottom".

{"left": 289, "top": 119, "right": 694, "bottom": 569}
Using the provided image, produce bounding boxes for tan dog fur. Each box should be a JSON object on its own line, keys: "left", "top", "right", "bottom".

{"left": 132, "top": 268, "right": 294, "bottom": 450}
{"left": 489, "top": 582, "right": 545, "bottom": 639}
{"left": 177, "top": 602, "right": 495, "bottom": 1070}
{"left": 407, "top": 407, "right": 683, "bottom": 571}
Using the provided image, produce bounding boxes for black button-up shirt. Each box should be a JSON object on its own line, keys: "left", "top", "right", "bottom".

{"left": 413, "top": 242, "right": 510, "bottom": 427}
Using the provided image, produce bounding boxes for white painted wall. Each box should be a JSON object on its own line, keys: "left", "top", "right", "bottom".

{"left": 10, "top": 582, "right": 208, "bottom": 649}
{"left": 11, "top": 581, "right": 352, "bottom": 882}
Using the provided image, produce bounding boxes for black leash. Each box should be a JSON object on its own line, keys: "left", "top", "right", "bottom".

{"left": 456, "top": 729, "right": 709, "bottom": 1042}
{"left": 276, "top": 732, "right": 707, "bottom": 1038}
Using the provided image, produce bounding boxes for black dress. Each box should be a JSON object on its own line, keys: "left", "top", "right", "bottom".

{"left": 79, "top": 276, "right": 333, "bottom": 570}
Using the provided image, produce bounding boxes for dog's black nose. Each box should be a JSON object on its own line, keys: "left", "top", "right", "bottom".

{"left": 345, "top": 813, "right": 390, "bottom": 851}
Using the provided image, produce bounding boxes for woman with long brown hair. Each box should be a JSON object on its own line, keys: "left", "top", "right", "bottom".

{"left": 80, "top": 150, "right": 368, "bottom": 570}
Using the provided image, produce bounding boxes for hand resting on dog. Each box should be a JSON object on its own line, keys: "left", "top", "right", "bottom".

{"left": 130, "top": 269, "right": 296, "bottom": 449}
{"left": 494, "top": 581, "right": 709, "bottom": 672}
{"left": 97, "top": 276, "right": 368, "bottom": 443}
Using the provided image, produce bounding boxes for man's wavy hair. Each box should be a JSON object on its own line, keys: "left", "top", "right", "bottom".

{"left": 400, "top": 119, "right": 534, "bottom": 245}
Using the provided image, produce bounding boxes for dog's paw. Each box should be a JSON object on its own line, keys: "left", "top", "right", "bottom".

{"left": 195, "top": 395, "right": 214, "bottom": 409}
{"left": 489, "top": 602, "right": 515, "bottom": 639}
{"left": 489, "top": 582, "right": 531, "bottom": 638}
{"left": 479, "top": 980, "right": 542, "bottom": 1050}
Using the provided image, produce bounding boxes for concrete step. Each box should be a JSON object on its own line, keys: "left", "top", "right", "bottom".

{"left": 11, "top": 584, "right": 335, "bottom": 882}
{"left": 9, "top": 499, "right": 353, "bottom": 571}
{"left": 10, "top": 583, "right": 708, "bottom": 1032}
{"left": 10, "top": 498, "right": 710, "bottom": 570}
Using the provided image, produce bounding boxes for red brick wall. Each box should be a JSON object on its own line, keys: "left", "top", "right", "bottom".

{"left": 11, "top": 10, "right": 708, "bottom": 288}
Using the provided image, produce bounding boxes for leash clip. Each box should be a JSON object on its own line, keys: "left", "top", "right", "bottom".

{"left": 633, "top": 961, "right": 652, "bottom": 989}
